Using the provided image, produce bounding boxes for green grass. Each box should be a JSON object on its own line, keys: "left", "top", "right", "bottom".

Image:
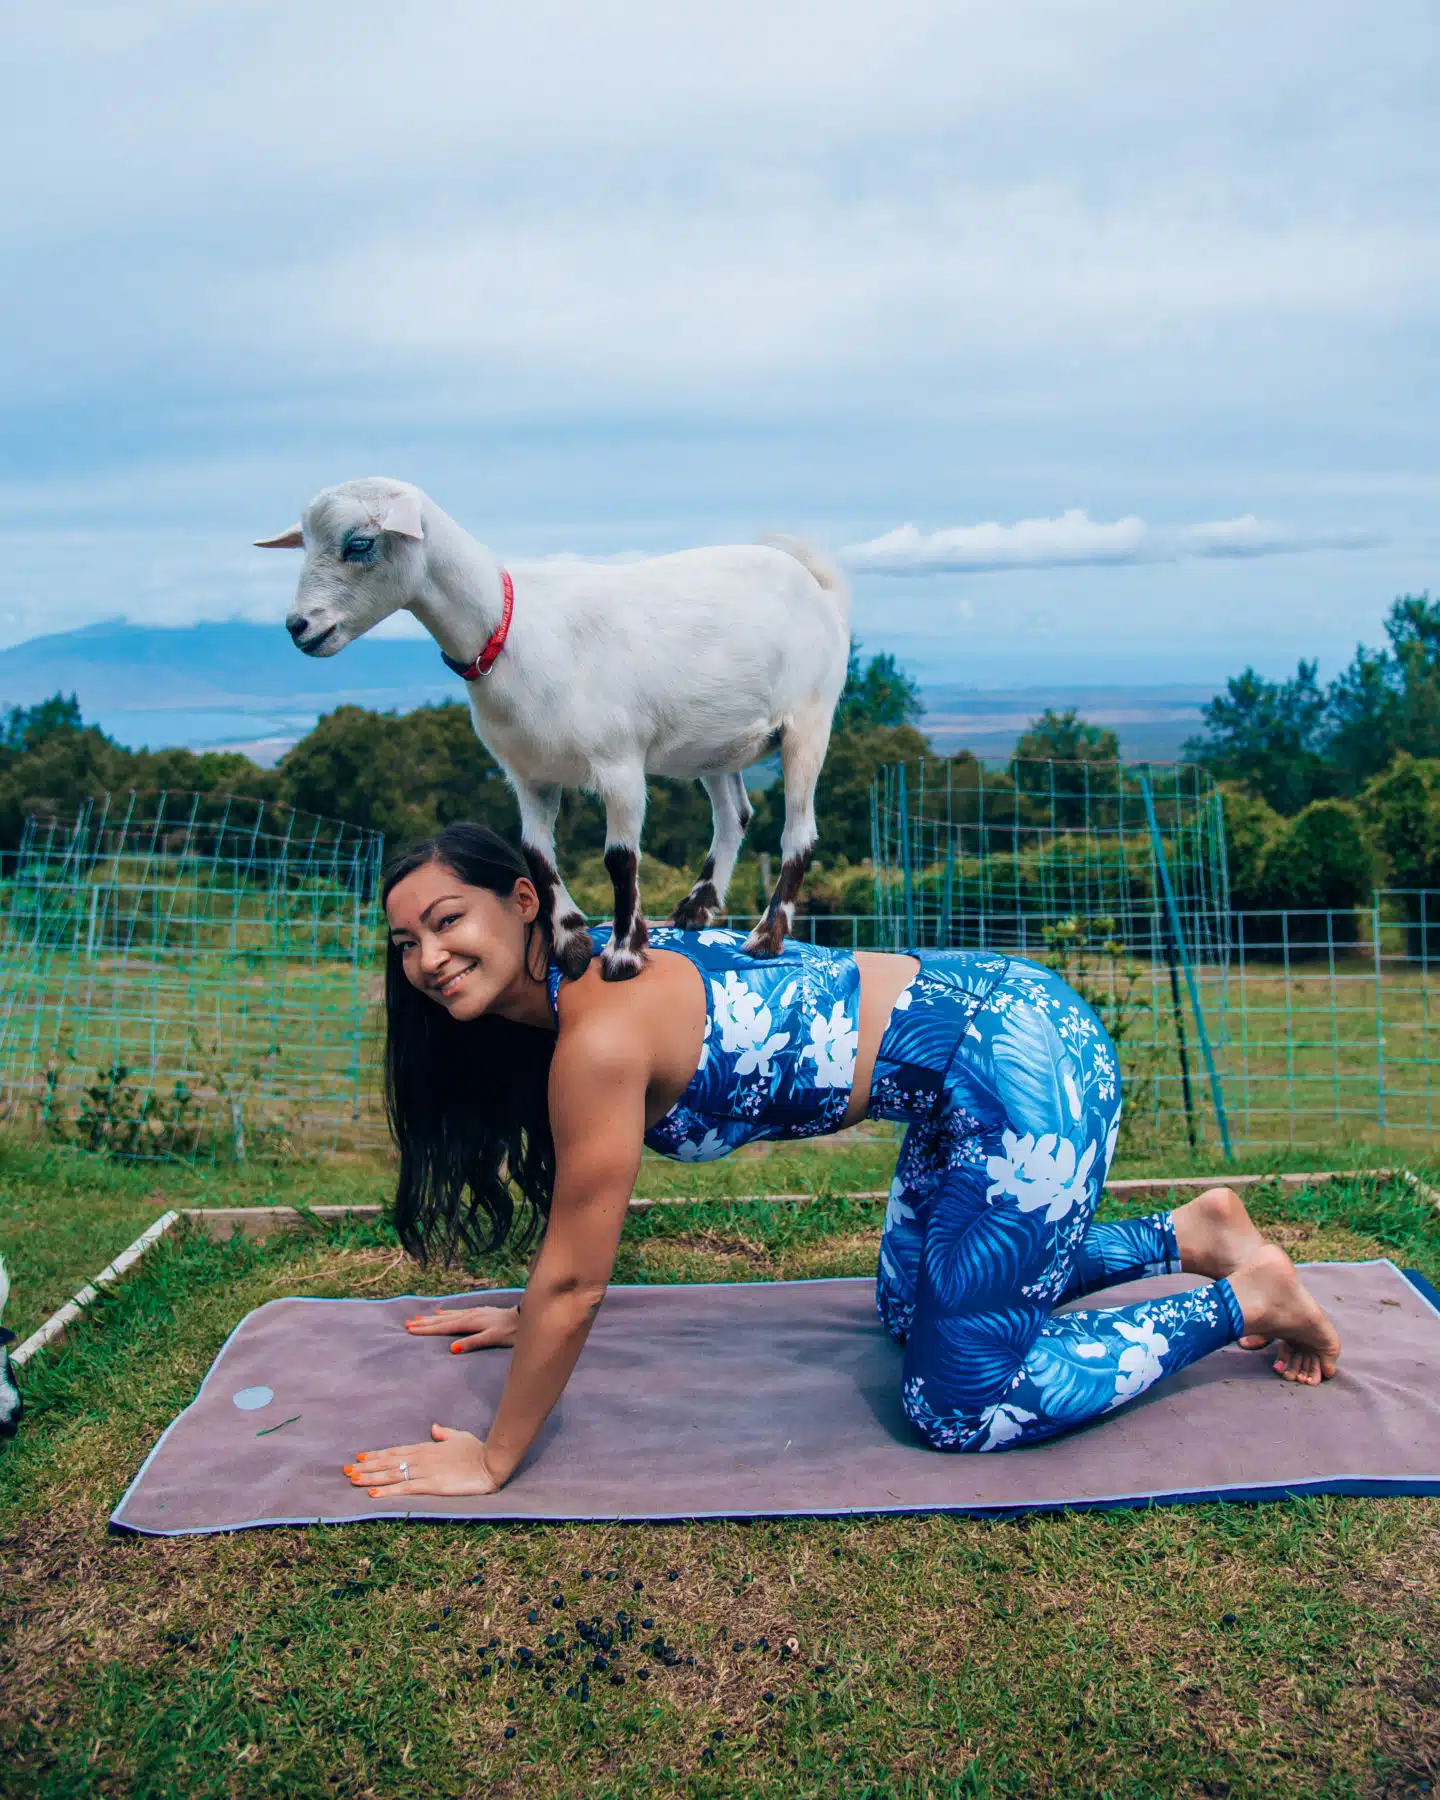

{"left": 2, "top": 1162, "right": 1439, "bottom": 1797}
{"left": 3, "top": 1128, "right": 1429, "bottom": 1346}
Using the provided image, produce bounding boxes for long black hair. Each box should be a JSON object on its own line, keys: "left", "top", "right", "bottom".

{"left": 382, "top": 823, "right": 560, "bottom": 1264}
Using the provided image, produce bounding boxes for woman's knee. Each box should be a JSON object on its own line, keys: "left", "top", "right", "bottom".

{"left": 900, "top": 1373, "right": 983, "bottom": 1451}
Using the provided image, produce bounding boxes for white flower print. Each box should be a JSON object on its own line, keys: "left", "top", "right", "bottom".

{"left": 698, "top": 928, "right": 740, "bottom": 946}
{"left": 709, "top": 973, "right": 789, "bottom": 1079}
{"left": 802, "top": 1000, "right": 858, "bottom": 1088}
{"left": 1103, "top": 1108, "right": 1121, "bottom": 1177}
{"left": 883, "top": 1177, "right": 916, "bottom": 1233}
{"left": 892, "top": 985, "right": 912, "bottom": 1011}
{"left": 672, "top": 1127, "right": 732, "bottom": 1163}
{"left": 984, "top": 1128, "right": 1097, "bottom": 1224}
{"left": 1107, "top": 1315, "right": 1171, "bottom": 1407}
{"left": 737, "top": 1034, "right": 790, "bottom": 1078}
{"left": 975, "top": 1399, "right": 1039, "bottom": 1452}
{"left": 1062, "top": 1069, "right": 1082, "bottom": 1122}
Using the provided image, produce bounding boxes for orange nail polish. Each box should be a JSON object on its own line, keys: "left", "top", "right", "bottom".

{"left": 451, "top": 1343, "right": 462, "bottom": 1354}
{"left": 344, "top": 1465, "right": 354, "bottom": 1475}
{"left": 368, "top": 1489, "right": 379, "bottom": 1497}
{"left": 356, "top": 1453, "right": 366, "bottom": 1461}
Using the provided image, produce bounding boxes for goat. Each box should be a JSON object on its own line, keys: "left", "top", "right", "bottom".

{"left": 0, "top": 1256, "right": 20, "bottom": 1439}
{"left": 258, "top": 479, "right": 849, "bottom": 981}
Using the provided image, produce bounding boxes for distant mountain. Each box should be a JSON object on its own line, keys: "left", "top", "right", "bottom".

{"left": 0, "top": 619, "right": 458, "bottom": 765}
{"left": 0, "top": 620, "right": 1217, "bottom": 767}
{"left": 918, "top": 682, "right": 1214, "bottom": 764}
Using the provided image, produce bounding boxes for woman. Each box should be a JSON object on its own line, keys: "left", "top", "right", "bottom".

{"left": 344, "top": 824, "right": 1339, "bottom": 1499}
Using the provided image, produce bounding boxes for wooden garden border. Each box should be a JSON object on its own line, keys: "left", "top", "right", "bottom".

{"left": 12, "top": 1169, "right": 1439, "bottom": 1368}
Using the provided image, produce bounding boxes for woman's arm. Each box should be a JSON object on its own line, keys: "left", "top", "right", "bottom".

{"left": 345, "top": 1021, "right": 646, "bottom": 1498}
{"left": 481, "top": 1029, "right": 645, "bottom": 1480}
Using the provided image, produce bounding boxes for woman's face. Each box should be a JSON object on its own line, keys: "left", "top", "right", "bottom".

{"left": 385, "top": 859, "right": 541, "bottom": 1022}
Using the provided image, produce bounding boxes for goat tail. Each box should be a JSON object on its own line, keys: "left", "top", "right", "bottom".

{"left": 761, "top": 534, "right": 851, "bottom": 624}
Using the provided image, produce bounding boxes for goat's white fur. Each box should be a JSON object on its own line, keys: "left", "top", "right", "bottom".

{"left": 261, "top": 478, "right": 850, "bottom": 976}
{"left": 0, "top": 1254, "right": 19, "bottom": 1435}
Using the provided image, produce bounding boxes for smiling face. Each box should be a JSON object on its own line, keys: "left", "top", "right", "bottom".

{"left": 385, "top": 858, "right": 543, "bottom": 1023}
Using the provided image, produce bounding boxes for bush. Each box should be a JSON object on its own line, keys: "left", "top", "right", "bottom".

{"left": 1359, "top": 753, "right": 1440, "bottom": 953}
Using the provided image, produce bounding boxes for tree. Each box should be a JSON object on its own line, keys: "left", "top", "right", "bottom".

{"left": 1009, "top": 709, "right": 1123, "bottom": 827}
{"left": 833, "top": 640, "right": 924, "bottom": 733}
{"left": 1329, "top": 593, "right": 1440, "bottom": 787}
{"left": 1184, "top": 662, "right": 1336, "bottom": 815}
{"left": 0, "top": 692, "right": 83, "bottom": 754}
{"left": 277, "top": 702, "right": 515, "bottom": 848}
{"left": 1360, "top": 753, "right": 1440, "bottom": 891}
{"left": 1014, "top": 708, "right": 1121, "bottom": 766}
{"left": 1357, "top": 753, "right": 1440, "bottom": 953}
{"left": 747, "top": 724, "right": 930, "bottom": 865}
{"left": 1254, "top": 800, "right": 1374, "bottom": 913}
{"left": 1218, "top": 782, "right": 1283, "bottom": 911}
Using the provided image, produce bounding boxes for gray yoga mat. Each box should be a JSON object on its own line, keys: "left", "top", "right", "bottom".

{"left": 111, "top": 1262, "right": 1440, "bottom": 1536}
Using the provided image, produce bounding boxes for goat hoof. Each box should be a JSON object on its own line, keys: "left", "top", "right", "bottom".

{"left": 600, "top": 945, "right": 647, "bottom": 981}
{"left": 670, "top": 896, "right": 715, "bottom": 931}
{"left": 551, "top": 920, "right": 593, "bottom": 981}
{"left": 742, "top": 922, "right": 786, "bottom": 958}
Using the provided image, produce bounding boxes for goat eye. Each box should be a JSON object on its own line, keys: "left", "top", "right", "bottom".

{"left": 343, "top": 536, "right": 376, "bottom": 561}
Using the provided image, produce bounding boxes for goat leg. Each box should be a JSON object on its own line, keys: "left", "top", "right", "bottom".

{"left": 672, "top": 772, "right": 752, "bottom": 930}
{"left": 743, "top": 711, "right": 828, "bottom": 958}
{"left": 511, "top": 777, "right": 591, "bottom": 980}
{"left": 597, "top": 765, "right": 649, "bottom": 981}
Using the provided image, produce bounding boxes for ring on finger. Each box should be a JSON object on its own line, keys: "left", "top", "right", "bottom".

{"left": 400, "top": 1461, "right": 409, "bottom": 1480}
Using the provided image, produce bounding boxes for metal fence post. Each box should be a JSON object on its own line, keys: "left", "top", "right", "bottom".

{"left": 1374, "top": 892, "right": 1386, "bottom": 1138}
{"left": 1140, "top": 775, "right": 1233, "bottom": 1159}
{"left": 940, "top": 832, "right": 954, "bottom": 949}
{"left": 897, "top": 764, "right": 915, "bottom": 948}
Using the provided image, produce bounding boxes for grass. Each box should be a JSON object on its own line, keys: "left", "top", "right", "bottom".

{"left": 2, "top": 1158, "right": 1439, "bottom": 1797}
{"left": 1, "top": 1127, "right": 1428, "bottom": 1346}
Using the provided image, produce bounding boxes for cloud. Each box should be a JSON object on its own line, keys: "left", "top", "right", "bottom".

{"left": 0, "top": 1, "right": 1433, "bottom": 683}
{"left": 842, "top": 511, "right": 1379, "bottom": 575}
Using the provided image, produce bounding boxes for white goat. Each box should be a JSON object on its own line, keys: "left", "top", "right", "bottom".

{"left": 0, "top": 1256, "right": 20, "bottom": 1439}
{"left": 258, "top": 478, "right": 850, "bottom": 980}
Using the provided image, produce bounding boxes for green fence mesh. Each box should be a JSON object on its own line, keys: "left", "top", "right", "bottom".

{"left": 0, "top": 792, "right": 385, "bottom": 1161}
{"left": 867, "top": 756, "right": 1440, "bottom": 1157}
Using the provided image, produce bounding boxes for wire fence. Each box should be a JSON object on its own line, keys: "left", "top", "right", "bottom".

{"left": 4, "top": 771, "right": 1440, "bottom": 1164}
{"left": 0, "top": 792, "right": 385, "bottom": 1161}
{"left": 866, "top": 756, "right": 1440, "bottom": 1157}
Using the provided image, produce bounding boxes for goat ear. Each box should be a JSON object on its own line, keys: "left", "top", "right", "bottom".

{"left": 379, "top": 493, "right": 424, "bottom": 540}
{"left": 254, "top": 524, "right": 304, "bottom": 549}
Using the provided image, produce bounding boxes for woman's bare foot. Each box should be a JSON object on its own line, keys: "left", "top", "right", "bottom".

{"left": 1226, "top": 1244, "right": 1341, "bottom": 1385}
{"left": 1171, "top": 1186, "right": 1274, "bottom": 1346}
{"left": 1171, "top": 1186, "right": 1266, "bottom": 1279}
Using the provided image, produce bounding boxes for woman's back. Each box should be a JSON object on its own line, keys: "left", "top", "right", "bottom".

{"left": 550, "top": 925, "right": 861, "bottom": 1160}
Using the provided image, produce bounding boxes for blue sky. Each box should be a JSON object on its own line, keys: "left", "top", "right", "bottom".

{"left": 1, "top": 1, "right": 1436, "bottom": 688}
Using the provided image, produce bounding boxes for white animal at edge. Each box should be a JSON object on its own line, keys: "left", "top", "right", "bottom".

{"left": 0, "top": 1256, "right": 21, "bottom": 1438}
{"left": 258, "top": 478, "right": 851, "bottom": 981}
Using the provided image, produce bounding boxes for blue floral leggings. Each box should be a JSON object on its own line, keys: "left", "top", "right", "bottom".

{"left": 869, "top": 952, "right": 1245, "bottom": 1452}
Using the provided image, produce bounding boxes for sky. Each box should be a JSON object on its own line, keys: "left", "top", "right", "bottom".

{"left": 0, "top": 1, "right": 1436, "bottom": 690}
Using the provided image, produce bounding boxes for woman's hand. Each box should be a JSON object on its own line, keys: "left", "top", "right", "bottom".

{"left": 343, "top": 1424, "right": 507, "bottom": 1497}
{"left": 404, "top": 1304, "right": 520, "bottom": 1352}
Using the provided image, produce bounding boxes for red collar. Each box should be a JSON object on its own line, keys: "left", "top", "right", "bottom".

{"left": 441, "top": 569, "right": 514, "bottom": 681}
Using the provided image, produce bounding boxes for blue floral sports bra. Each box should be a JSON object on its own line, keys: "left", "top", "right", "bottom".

{"left": 546, "top": 926, "right": 861, "bottom": 1162}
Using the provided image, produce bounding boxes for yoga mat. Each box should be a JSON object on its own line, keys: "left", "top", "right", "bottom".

{"left": 111, "top": 1262, "right": 1440, "bottom": 1536}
